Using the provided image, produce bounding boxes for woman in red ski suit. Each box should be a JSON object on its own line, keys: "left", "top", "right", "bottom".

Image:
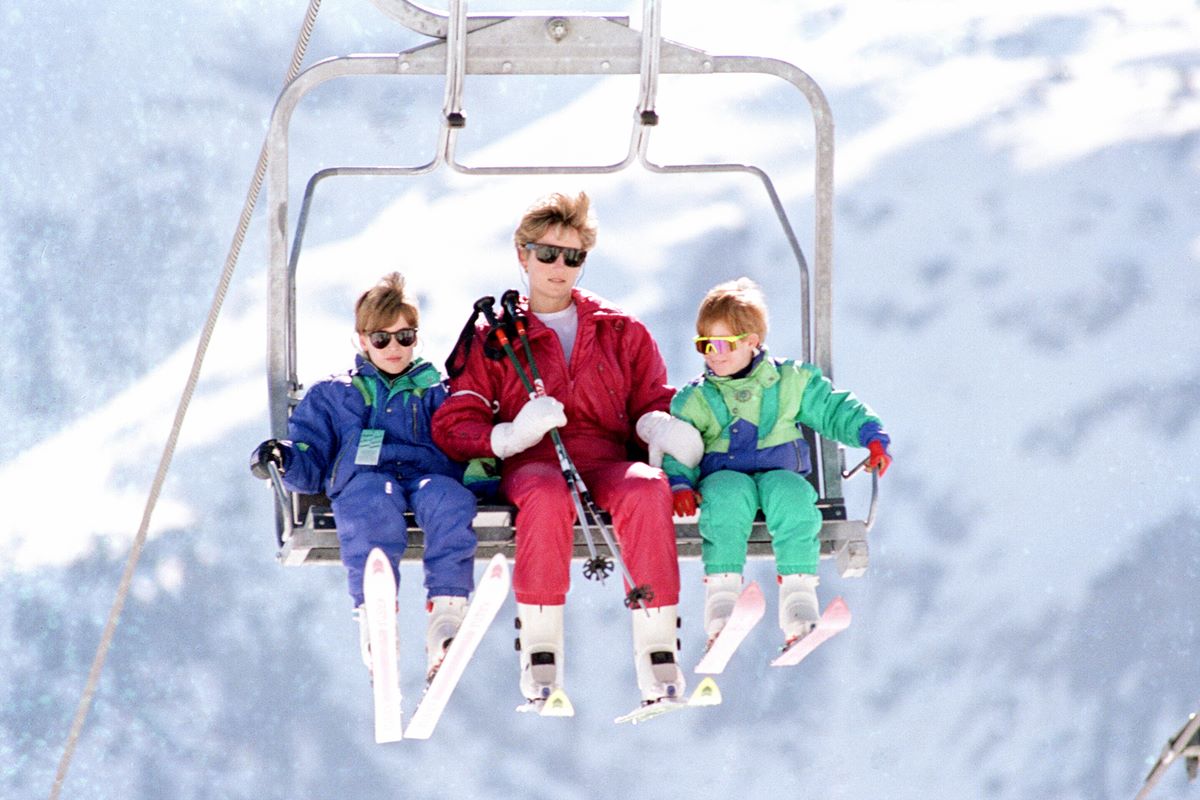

{"left": 432, "top": 192, "right": 704, "bottom": 708}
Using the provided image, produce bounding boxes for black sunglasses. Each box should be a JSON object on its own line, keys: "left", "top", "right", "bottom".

{"left": 523, "top": 242, "right": 587, "bottom": 268}
{"left": 366, "top": 328, "right": 418, "bottom": 349}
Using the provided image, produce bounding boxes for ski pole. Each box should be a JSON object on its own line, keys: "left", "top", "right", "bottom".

{"left": 491, "top": 292, "right": 618, "bottom": 584}
{"left": 498, "top": 290, "right": 653, "bottom": 610}
{"left": 475, "top": 298, "right": 622, "bottom": 592}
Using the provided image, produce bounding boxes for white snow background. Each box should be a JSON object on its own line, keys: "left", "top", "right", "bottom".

{"left": 2, "top": 0, "right": 1198, "bottom": 798}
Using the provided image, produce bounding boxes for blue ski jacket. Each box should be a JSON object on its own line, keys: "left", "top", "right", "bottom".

{"left": 278, "top": 355, "right": 464, "bottom": 499}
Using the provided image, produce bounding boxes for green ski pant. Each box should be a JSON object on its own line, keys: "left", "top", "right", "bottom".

{"left": 697, "top": 469, "right": 821, "bottom": 576}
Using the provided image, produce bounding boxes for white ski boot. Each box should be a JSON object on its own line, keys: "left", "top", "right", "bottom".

{"left": 355, "top": 600, "right": 402, "bottom": 682}
{"left": 515, "top": 603, "right": 566, "bottom": 711}
{"left": 354, "top": 604, "right": 372, "bottom": 676}
{"left": 778, "top": 573, "right": 821, "bottom": 647}
{"left": 703, "top": 572, "right": 743, "bottom": 652}
{"left": 632, "top": 605, "right": 686, "bottom": 705}
{"left": 425, "top": 595, "right": 468, "bottom": 685}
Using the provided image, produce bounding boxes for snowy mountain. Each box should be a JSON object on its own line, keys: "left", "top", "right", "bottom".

{"left": 3, "top": 1, "right": 1198, "bottom": 798}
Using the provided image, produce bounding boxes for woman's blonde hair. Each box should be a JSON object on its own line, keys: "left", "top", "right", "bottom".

{"left": 513, "top": 191, "right": 598, "bottom": 251}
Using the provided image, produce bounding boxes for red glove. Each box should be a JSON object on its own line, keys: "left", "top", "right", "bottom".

{"left": 672, "top": 488, "right": 700, "bottom": 517}
{"left": 867, "top": 439, "right": 892, "bottom": 476}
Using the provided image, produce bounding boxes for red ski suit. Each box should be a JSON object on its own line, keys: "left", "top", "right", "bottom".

{"left": 432, "top": 289, "right": 680, "bottom": 606}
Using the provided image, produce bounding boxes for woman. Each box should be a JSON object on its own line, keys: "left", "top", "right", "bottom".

{"left": 432, "top": 192, "right": 702, "bottom": 711}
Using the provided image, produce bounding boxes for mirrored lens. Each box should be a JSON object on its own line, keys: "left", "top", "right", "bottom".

{"left": 368, "top": 329, "right": 417, "bottom": 348}
{"left": 694, "top": 338, "right": 738, "bottom": 355}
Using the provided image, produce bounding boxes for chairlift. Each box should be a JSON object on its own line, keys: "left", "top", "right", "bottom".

{"left": 263, "top": 0, "right": 880, "bottom": 577}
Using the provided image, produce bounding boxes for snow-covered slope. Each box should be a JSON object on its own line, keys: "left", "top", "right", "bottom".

{"left": 2, "top": 1, "right": 1198, "bottom": 798}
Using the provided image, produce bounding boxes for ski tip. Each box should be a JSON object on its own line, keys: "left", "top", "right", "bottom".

{"left": 366, "top": 547, "right": 392, "bottom": 577}
{"left": 540, "top": 688, "right": 575, "bottom": 717}
{"left": 689, "top": 676, "right": 722, "bottom": 707}
{"left": 484, "top": 551, "right": 509, "bottom": 581}
{"left": 825, "top": 596, "right": 852, "bottom": 628}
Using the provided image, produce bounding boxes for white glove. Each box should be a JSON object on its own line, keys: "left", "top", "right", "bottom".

{"left": 636, "top": 410, "right": 704, "bottom": 469}
{"left": 490, "top": 396, "right": 567, "bottom": 459}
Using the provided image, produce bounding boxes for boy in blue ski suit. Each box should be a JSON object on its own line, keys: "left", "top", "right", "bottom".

{"left": 250, "top": 272, "right": 477, "bottom": 680}
{"left": 665, "top": 278, "right": 892, "bottom": 651}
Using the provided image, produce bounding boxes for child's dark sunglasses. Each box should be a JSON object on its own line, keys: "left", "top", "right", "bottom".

{"left": 523, "top": 242, "right": 588, "bottom": 268}
{"left": 366, "top": 328, "right": 418, "bottom": 349}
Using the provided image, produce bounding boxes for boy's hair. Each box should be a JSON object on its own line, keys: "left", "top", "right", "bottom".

{"left": 355, "top": 272, "right": 419, "bottom": 333}
{"left": 696, "top": 277, "right": 769, "bottom": 339}
{"left": 513, "top": 191, "right": 598, "bottom": 251}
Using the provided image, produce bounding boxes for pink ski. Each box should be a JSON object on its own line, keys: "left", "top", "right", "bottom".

{"left": 694, "top": 581, "right": 766, "bottom": 675}
{"left": 770, "top": 596, "right": 851, "bottom": 667}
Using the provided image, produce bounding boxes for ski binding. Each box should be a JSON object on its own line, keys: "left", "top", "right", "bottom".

{"left": 614, "top": 677, "right": 722, "bottom": 725}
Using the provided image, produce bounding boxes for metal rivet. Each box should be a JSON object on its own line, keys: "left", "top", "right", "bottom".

{"left": 546, "top": 17, "right": 569, "bottom": 41}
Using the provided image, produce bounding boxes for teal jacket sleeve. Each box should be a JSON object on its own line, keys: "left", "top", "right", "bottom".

{"left": 794, "top": 363, "right": 884, "bottom": 448}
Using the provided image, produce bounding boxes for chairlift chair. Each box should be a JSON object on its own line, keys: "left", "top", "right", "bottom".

{"left": 263, "top": 0, "right": 880, "bottom": 578}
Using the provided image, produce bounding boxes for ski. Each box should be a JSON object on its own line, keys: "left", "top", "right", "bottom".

{"left": 405, "top": 553, "right": 511, "bottom": 740}
{"left": 1136, "top": 712, "right": 1200, "bottom": 800}
{"left": 694, "top": 581, "right": 766, "bottom": 675}
{"left": 363, "top": 548, "right": 403, "bottom": 743}
{"left": 769, "top": 596, "right": 851, "bottom": 667}
{"left": 614, "top": 677, "right": 722, "bottom": 725}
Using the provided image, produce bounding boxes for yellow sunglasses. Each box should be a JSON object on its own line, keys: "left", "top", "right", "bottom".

{"left": 693, "top": 333, "right": 750, "bottom": 355}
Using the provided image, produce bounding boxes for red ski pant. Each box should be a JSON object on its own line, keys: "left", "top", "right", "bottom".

{"left": 500, "top": 458, "right": 680, "bottom": 607}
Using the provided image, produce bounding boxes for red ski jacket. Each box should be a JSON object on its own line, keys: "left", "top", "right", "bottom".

{"left": 432, "top": 289, "right": 674, "bottom": 471}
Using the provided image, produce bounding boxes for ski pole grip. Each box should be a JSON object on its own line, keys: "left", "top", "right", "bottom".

{"left": 500, "top": 290, "right": 526, "bottom": 334}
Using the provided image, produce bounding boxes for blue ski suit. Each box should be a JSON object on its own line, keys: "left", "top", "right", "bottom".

{"left": 277, "top": 355, "right": 477, "bottom": 606}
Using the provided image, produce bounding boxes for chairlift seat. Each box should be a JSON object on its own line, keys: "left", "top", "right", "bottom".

{"left": 276, "top": 490, "right": 869, "bottom": 577}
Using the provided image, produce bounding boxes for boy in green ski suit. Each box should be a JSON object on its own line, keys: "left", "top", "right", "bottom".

{"left": 664, "top": 278, "right": 892, "bottom": 651}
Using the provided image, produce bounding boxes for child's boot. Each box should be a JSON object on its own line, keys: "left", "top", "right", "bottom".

{"left": 515, "top": 602, "right": 565, "bottom": 707}
{"left": 354, "top": 605, "right": 372, "bottom": 676}
{"left": 778, "top": 573, "right": 821, "bottom": 646}
{"left": 425, "top": 595, "right": 468, "bottom": 684}
{"left": 703, "top": 572, "right": 743, "bottom": 651}
{"left": 631, "top": 605, "right": 686, "bottom": 704}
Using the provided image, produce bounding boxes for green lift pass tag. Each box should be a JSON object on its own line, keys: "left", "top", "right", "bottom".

{"left": 355, "top": 429, "right": 385, "bottom": 465}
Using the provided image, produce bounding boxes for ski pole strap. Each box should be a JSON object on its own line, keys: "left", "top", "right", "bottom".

{"left": 444, "top": 305, "right": 481, "bottom": 379}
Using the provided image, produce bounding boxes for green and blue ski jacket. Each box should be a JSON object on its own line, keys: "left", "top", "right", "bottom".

{"left": 663, "top": 353, "right": 886, "bottom": 490}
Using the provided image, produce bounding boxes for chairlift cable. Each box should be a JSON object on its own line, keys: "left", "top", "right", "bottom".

{"left": 48, "top": 2, "right": 326, "bottom": 797}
